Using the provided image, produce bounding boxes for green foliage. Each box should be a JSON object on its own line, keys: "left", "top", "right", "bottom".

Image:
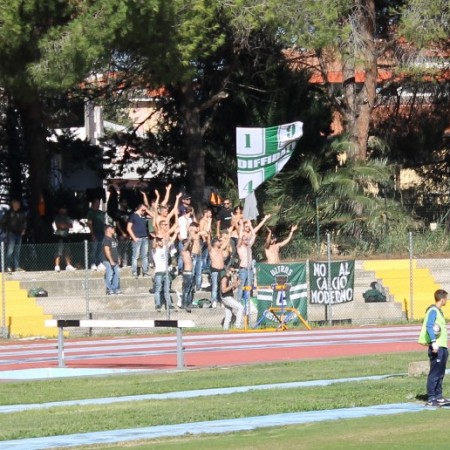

{"left": 0, "top": 1, "right": 129, "bottom": 92}
{"left": 116, "top": 0, "right": 229, "bottom": 84}
{"left": 230, "top": 0, "right": 352, "bottom": 50}
{"left": 30, "top": 1, "right": 129, "bottom": 91}
{"left": 265, "top": 153, "right": 415, "bottom": 254}
{"left": 399, "top": 0, "right": 450, "bottom": 47}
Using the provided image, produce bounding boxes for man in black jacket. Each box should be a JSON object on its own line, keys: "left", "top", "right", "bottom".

{"left": 1, "top": 199, "right": 27, "bottom": 273}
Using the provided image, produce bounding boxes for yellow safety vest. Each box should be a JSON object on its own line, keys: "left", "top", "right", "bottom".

{"left": 418, "top": 305, "right": 448, "bottom": 348}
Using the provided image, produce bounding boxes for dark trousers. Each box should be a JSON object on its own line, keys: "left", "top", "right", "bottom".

{"left": 182, "top": 272, "right": 194, "bottom": 307}
{"left": 427, "top": 346, "right": 448, "bottom": 400}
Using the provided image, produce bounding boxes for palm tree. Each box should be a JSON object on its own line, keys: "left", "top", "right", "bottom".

{"left": 265, "top": 153, "right": 412, "bottom": 253}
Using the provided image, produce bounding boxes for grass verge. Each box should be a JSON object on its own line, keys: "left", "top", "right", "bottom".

{"left": 0, "top": 351, "right": 431, "bottom": 442}
{"left": 1, "top": 351, "right": 422, "bottom": 405}
{"left": 81, "top": 411, "right": 450, "bottom": 450}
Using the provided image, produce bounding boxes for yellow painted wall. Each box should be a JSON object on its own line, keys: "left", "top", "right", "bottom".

{"left": 0, "top": 276, "right": 57, "bottom": 337}
{"left": 363, "top": 260, "right": 439, "bottom": 320}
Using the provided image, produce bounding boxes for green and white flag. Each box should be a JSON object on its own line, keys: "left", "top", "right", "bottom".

{"left": 236, "top": 121, "right": 303, "bottom": 199}
{"left": 253, "top": 263, "right": 308, "bottom": 326}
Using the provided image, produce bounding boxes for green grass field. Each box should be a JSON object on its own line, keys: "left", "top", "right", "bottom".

{"left": 89, "top": 413, "right": 450, "bottom": 450}
{"left": 2, "top": 351, "right": 450, "bottom": 449}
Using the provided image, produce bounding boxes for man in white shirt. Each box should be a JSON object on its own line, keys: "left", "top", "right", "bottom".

{"left": 177, "top": 207, "right": 193, "bottom": 273}
{"left": 152, "top": 233, "right": 177, "bottom": 311}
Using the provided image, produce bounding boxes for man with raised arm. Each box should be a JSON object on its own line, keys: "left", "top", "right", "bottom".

{"left": 265, "top": 224, "right": 298, "bottom": 264}
{"left": 153, "top": 186, "right": 182, "bottom": 234}
{"left": 236, "top": 214, "right": 271, "bottom": 303}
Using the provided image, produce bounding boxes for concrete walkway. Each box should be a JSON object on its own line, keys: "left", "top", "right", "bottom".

{"left": 0, "top": 403, "right": 430, "bottom": 449}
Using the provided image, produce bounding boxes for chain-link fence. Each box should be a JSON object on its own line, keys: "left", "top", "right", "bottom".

{"left": 0, "top": 232, "right": 448, "bottom": 338}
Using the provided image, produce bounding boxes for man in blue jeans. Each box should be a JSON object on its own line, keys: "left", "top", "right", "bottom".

{"left": 152, "top": 234, "right": 176, "bottom": 311}
{"left": 1, "top": 199, "right": 27, "bottom": 273}
{"left": 102, "top": 224, "right": 122, "bottom": 295}
{"left": 87, "top": 198, "right": 105, "bottom": 271}
{"left": 236, "top": 215, "right": 271, "bottom": 304}
{"left": 418, "top": 289, "right": 449, "bottom": 406}
{"left": 127, "top": 203, "right": 152, "bottom": 278}
{"left": 208, "top": 234, "right": 231, "bottom": 308}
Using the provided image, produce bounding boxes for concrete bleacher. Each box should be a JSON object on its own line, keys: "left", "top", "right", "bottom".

{"left": 11, "top": 268, "right": 222, "bottom": 334}
{"left": 1, "top": 258, "right": 418, "bottom": 337}
{"left": 7, "top": 256, "right": 450, "bottom": 337}
{"left": 363, "top": 259, "right": 449, "bottom": 320}
{"left": 0, "top": 275, "right": 58, "bottom": 337}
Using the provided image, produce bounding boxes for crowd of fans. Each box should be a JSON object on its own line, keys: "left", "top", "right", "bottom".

{"left": 0, "top": 184, "right": 298, "bottom": 329}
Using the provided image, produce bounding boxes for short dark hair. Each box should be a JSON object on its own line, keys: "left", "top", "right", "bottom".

{"left": 435, "top": 289, "right": 448, "bottom": 301}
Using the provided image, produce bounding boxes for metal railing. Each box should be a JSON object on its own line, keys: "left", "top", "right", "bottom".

{"left": 0, "top": 232, "right": 447, "bottom": 337}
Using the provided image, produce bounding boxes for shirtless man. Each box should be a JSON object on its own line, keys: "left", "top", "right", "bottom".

{"left": 180, "top": 237, "right": 194, "bottom": 313}
{"left": 229, "top": 205, "right": 243, "bottom": 267}
{"left": 241, "top": 214, "right": 271, "bottom": 240}
{"left": 199, "top": 207, "right": 213, "bottom": 240}
{"left": 154, "top": 188, "right": 182, "bottom": 235}
{"left": 236, "top": 214, "right": 271, "bottom": 303}
{"left": 188, "top": 221, "right": 207, "bottom": 291}
{"left": 265, "top": 224, "right": 298, "bottom": 264}
{"left": 199, "top": 207, "right": 213, "bottom": 273}
{"left": 209, "top": 232, "right": 232, "bottom": 308}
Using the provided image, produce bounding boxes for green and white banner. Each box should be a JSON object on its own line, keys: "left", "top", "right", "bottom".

{"left": 254, "top": 263, "right": 307, "bottom": 325}
{"left": 236, "top": 121, "right": 303, "bottom": 199}
{"left": 309, "top": 260, "right": 355, "bottom": 304}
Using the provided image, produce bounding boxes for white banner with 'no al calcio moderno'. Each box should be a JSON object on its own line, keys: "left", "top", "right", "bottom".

{"left": 309, "top": 260, "right": 355, "bottom": 304}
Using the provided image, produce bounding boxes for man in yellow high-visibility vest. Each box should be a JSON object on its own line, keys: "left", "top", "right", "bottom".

{"left": 419, "top": 289, "right": 448, "bottom": 407}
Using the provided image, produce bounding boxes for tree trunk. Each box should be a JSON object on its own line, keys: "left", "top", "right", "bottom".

{"left": 15, "top": 95, "right": 52, "bottom": 243}
{"left": 180, "top": 81, "right": 205, "bottom": 213}
{"left": 341, "top": 0, "right": 377, "bottom": 161}
{"left": 5, "top": 100, "right": 24, "bottom": 200}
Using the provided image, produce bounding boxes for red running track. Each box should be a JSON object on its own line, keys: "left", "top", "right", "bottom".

{"left": 0, "top": 325, "right": 424, "bottom": 373}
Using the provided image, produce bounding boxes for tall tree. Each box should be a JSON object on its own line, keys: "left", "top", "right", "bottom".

{"left": 111, "top": 10, "right": 319, "bottom": 205}
{"left": 0, "top": 0, "right": 128, "bottom": 240}
{"left": 228, "top": 0, "right": 380, "bottom": 160}
{"left": 228, "top": 0, "right": 449, "bottom": 163}
{"left": 111, "top": 1, "right": 239, "bottom": 208}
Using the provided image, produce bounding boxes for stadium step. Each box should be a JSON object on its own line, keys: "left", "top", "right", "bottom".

{"left": 363, "top": 260, "right": 440, "bottom": 320}
{"left": 0, "top": 274, "right": 58, "bottom": 337}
